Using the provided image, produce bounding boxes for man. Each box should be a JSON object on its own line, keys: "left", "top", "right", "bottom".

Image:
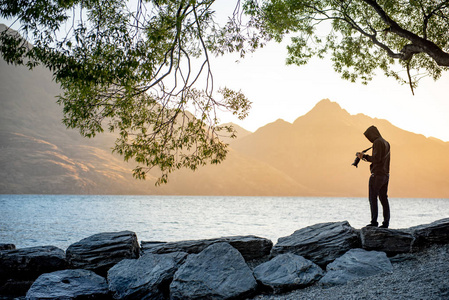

{"left": 357, "top": 125, "right": 391, "bottom": 228}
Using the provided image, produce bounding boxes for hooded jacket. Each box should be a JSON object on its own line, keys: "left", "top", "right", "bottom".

{"left": 363, "top": 126, "right": 390, "bottom": 175}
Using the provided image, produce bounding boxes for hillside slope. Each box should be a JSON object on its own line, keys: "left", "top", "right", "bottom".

{"left": 231, "top": 99, "right": 449, "bottom": 197}
{"left": 1, "top": 56, "right": 448, "bottom": 197}
{"left": 0, "top": 58, "right": 310, "bottom": 195}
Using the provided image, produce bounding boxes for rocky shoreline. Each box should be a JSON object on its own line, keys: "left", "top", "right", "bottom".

{"left": 253, "top": 243, "right": 449, "bottom": 300}
{"left": 0, "top": 218, "right": 448, "bottom": 299}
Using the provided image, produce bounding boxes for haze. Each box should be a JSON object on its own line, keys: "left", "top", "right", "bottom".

{"left": 1, "top": 55, "right": 448, "bottom": 197}
{"left": 1, "top": 1, "right": 448, "bottom": 197}
{"left": 211, "top": 41, "right": 449, "bottom": 142}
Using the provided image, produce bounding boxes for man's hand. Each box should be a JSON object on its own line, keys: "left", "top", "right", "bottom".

{"left": 357, "top": 152, "right": 364, "bottom": 159}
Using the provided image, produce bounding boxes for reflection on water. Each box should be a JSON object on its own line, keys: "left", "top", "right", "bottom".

{"left": 0, "top": 195, "right": 448, "bottom": 250}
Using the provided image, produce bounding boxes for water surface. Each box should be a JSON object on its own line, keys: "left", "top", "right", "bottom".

{"left": 1, "top": 195, "right": 447, "bottom": 250}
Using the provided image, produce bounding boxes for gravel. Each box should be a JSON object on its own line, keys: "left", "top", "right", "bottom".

{"left": 250, "top": 244, "right": 449, "bottom": 300}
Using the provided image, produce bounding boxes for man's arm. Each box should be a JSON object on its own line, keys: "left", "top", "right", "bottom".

{"left": 363, "top": 140, "right": 383, "bottom": 163}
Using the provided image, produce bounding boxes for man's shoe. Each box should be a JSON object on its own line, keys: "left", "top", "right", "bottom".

{"left": 379, "top": 224, "right": 389, "bottom": 229}
{"left": 366, "top": 223, "right": 378, "bottom": 227}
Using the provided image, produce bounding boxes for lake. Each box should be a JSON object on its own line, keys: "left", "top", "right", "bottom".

{"left": 1, "top": 195, "right": 448, "bottom": 250}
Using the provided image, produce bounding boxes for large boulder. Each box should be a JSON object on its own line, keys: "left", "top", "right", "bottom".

{"left": 411, "top": 218, "right": 449, "bottom": 250}
{"left": 361, "top": 226, "right": 415, "bottom": 254}
{"left": 141, "top": 235, "right": 272, "bottom": 261}
{"left": 0, "top": 245, "right": 66, "bottom": 281}
{"left": 271, "top": 221, "right": 361, "bottom": 267}
{"left": 26, "top": 269, "right": 109, "bottom": 300}
{"left": 0, "top": 244, "right": 15, "bottom": 251}
{"left": 320, "top": 248, "right": 393, "bottom": 286}
{"left": 170, "top": 242, "right": 257, "bottom": 300}
{"left": 66, "top": 231, "right": 140, "bottom": 276}
{"left": 108, "top": 251, "right": 188, "bottom": 299}
{"left": 0, "top": 246, "right": 67, "bottom": 296}
{"left": 253, "top": 253, "right": 323, "bottom": 293}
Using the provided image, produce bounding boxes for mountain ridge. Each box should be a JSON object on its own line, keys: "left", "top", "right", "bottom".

{"left": 229, "top": 99, "right": 449, "bottom": 198}
{"left": 1, "top": 56, "right": 448, "bottom": 197}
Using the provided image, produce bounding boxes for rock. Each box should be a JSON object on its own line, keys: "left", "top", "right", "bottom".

{"left": 140, "top": 241, "right": 166, "bottom": 250}
{"left": 0, "top": 280, "right": 35, "bottom": 298}
{"left": 170, "top": 242, "right": 257, "bottom": 300}
{"left": 0, "top": 245, "right": 66, "bottom": 281}
{"left": 66, "top": 231, "right": 140, "bottom": 276}
{"left": 227, "top": 236, "right": 273, "bottom": 261}
{"left": 108, "top": 251, "right": 188, "bottom": 299}
{"left": 271, "top": 221, "right": 361, "bottom": 267}
{"left": 411, "top": 218, "right": 449, "bottom": 250}
{"left": 26, "top": 269, "right": 109, "bottom": 300}
{"left": 389, "top": 252, "right": 417, "bottom": 263}
{"left": 253, "top": 253, "right": 324, "bottom": 293}
{"left": 361, "top": 226, "right": 415, "bottom": 254}
{"left": 320, "top": 248, "right": 393, "bottom": 286}
{"left": 0, "top": 246, "right": 66, "bottom": 296}
{"left": 0, "top": 244, "right": 15, "bottom": 251}
{"left": 142, "top": 235, "right": 273, "bottom": 261}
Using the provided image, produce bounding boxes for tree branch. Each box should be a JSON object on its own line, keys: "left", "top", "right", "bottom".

{"left": 362, "top": 0, "right": 449, "bottom": 66}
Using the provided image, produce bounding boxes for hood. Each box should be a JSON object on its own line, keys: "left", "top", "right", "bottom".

{"left": 364, "top": 125, "right": 382, "bottom": 143}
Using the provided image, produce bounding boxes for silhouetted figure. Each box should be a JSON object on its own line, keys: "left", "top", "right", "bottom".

{"left": 357, "top": 126, "right": 391, "bottom": 228}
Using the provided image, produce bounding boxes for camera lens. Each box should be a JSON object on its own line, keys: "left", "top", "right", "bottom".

{"left": 352, "top": 157, "right": 360, "bottom": 167}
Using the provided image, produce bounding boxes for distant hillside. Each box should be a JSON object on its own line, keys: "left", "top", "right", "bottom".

{"left": 217, "top": 122, "right": 252, "bottom": 145}
{"left": 230, "top": 99, "right": 449, "bottom": 198}
{"left": 1, "top": 54, "right": 448, "bottom": 197}
{"left": 0, "top": 58, "right": 157, "bottom": 194}
{"left": 0, "top": 57, "right": 308, "bottom": 196}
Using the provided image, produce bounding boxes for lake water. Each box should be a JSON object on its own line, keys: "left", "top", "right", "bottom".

{"left": 0, "top": 195, "right": 448, "bottom": 250}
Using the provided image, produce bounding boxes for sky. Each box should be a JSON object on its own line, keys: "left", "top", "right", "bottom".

{"left": 208, "top": 1, "right": 449, "bottom": 142}
{"left": 212, "top": 40, "right": 449, "bottom": 142}
{"left": 1, "top": 2, "right": 448, "bottom": 142}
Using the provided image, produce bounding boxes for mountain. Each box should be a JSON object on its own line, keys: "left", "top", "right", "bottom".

{"left": 0, "top": 59, "right": 155, "bottom": 194}
{"left": 217, "top": 122, "right": 252, "bottom": 145}
{"left": 230, "top": 99, "right": 449, "bottom": 198}
{"left": 0, "top": 57, "right": 309, "bottom": 195}
{"left": 1, "top": 54, "right": 448, "bottom": 197}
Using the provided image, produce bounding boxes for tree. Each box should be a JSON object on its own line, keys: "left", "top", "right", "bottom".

{"left": 0, "top": 0, "right": 253, "bottom": 184}
{"left": 245, "top": 0, "right": 449, "bottom": 94}
{"left": 1, "top": 1, "right": 448, "bottom": 183}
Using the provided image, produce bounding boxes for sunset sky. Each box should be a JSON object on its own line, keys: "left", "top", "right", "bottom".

{"left": 208, "top": 1, "right": 449, "bottom": 142}
{"left": 1, "top": 1, "right": 448, "bottom": 142}
{"left": 212, "top": 40, "right": 449, "bottom": 142}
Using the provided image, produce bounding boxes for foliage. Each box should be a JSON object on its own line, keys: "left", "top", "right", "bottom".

{"left": 1, "top": 0, "right": 448, "bottom": 183}
{"left": 0, "top": 0, "right": 253, "bottom": 184}
{"left": 245, "top": 0, "right": 449, "bottom": 94}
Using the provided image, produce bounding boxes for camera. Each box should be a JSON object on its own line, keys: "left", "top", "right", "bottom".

{"left": 351, "top": 146, "right": 372, "bottom": 168}
{"left": 352, "top": 156, "right": 361, "bottom": 168}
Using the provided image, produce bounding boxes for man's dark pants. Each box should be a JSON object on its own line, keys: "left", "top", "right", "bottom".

{"left": 369, "top": 174, "right": 390, "bottom": 226}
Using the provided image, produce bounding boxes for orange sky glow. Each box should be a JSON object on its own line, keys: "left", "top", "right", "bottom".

{"left": 209, "top": 1, "right": 449, "bottom": 142}
{"left": 213, "top": 42, "right": 449, "bottom": 142}
{"left": 2, "top": 2, "right": 448, "bottom": 142}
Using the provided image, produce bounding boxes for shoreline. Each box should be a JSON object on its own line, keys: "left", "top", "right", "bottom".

{"left": 1, "top": 218, "right": 448, "bottom": 299}
{"left": 2, "top": 195, "right": 449, "bottom": 252}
